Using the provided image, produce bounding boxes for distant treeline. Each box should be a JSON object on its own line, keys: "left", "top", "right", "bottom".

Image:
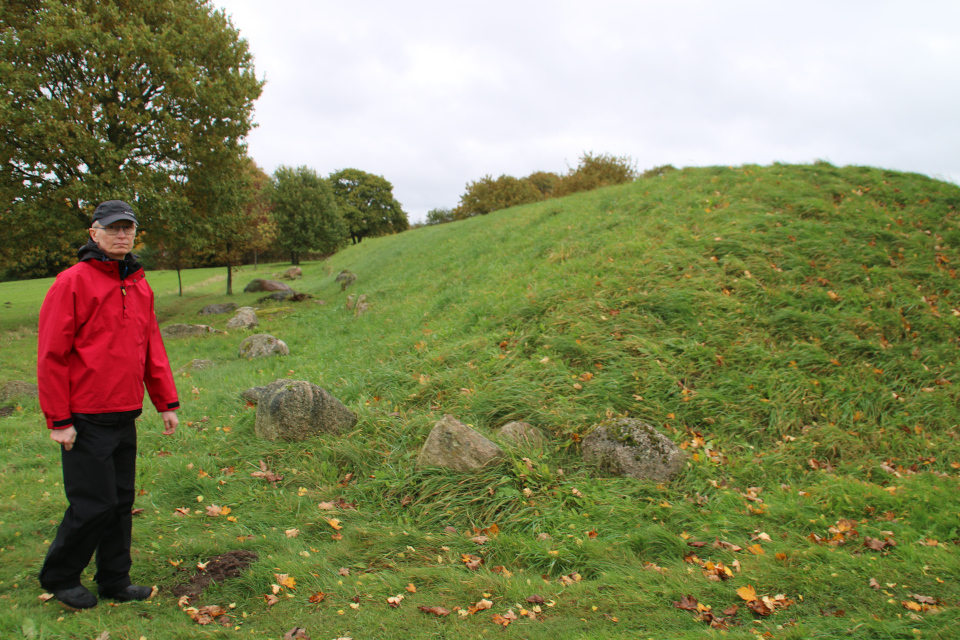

{"left": 424, "top": 154, "right": 676, "bottom": 225}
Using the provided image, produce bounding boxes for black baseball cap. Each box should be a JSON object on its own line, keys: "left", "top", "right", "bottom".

{"left": 92, "top": 200, "right": 138, "bottom": 227}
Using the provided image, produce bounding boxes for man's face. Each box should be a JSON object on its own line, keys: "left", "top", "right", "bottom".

{"left": 90, "top": 222, "right": 137, "bottom": 260}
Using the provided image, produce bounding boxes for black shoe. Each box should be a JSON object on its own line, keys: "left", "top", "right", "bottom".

{"left": 53, "top": 585, "right": 97, "bottom": 609}
{"left": 98, "top": 584, "right": 153, "bottom": 602}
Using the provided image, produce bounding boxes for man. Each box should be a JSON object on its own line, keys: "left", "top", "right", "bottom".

{"left": 37, "top": 200, "right": 180, "bottom": 609}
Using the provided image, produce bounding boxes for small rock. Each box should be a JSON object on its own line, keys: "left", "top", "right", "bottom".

{"left": 226, "top": 306, "right": 258, "bottom": 330}
{"left": 0, "top": 380, "right": 39, "bottom": 403}
{"left": 417, "top": 415, "right": 504, "bottom": 472}
{"left": 335, "top": 270, "right": 357, "bottom": 291}
{"left": 243, "top": 279, "right": 292, "bottom": 293}
{"left": 160, "top": 324, "right": 221, "bottom": 339}
{"left": 254, "top": 379, "right": 357, "bottom": 442}
{"left": 258, "top": 291, "right": 295, "bottom": 303}
{"left": 238, "top": 334, "right": 289, "bottom": 359}
{"left": 197, "top": 303, "right": 238, "bottom": 316}
{"left": 497, "top": 421, "right": 546, "bottom": 448}
{"left": 175, "top": 359, "right": 215, "bottom": 376}
{"left": 281, "top": 266, "right": 302, "bottom": 280}
{"left": 581, "top": 417, "right": 687, "bottom": 482}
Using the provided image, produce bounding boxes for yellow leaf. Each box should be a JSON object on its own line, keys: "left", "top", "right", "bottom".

{"left": 737, "top": 585, "right": 757, "bottom": 601}
{"left": 405, "top": 583, "right": 417, "bottom": 593}
{"left": 327, "top": 518, "right": 343, "bottom": 530}
{"left": 747, "top": 544, "right": 765, "bottom": 556}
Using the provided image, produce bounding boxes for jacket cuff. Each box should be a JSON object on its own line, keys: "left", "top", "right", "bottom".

{"left": 50, "top": 417, "right": 74, "bottom": 430}
{"left": 162, "top": 400, "right": 180, "bottom": 411}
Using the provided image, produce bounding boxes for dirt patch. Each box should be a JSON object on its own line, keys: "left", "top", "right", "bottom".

{"left": 170, "top": 550, "right": 258, "bottom": 601}
{"left": 0, "top": 406, "right": 15, "bottom": 418}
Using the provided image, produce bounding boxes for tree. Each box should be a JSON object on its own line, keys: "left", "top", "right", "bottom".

{"left": 425, "top": 207, "right": 455, "bottom": 226}
{"left": 554, "top": 152, "right": 637, "bottom": 197}
{"left": 270, "top": 166, "right": 347, "bottom": 265}
{"left": 328, "top": 168, "right": 409, "bottom": 244}
{"left": 452, "top": 174, "right": 542, "bottom": 219}
{"left": 0, "top": 0, "right": 263, "bottom": 278}
{"left": 525, "top": 171, "right": 561, "bottom": 198}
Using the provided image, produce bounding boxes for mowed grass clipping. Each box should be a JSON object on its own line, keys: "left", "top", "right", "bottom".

{"left": 1, "top": 161, "right": 959, "bottom": 639}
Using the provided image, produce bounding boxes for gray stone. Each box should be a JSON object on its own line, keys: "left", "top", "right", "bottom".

{"left": 175, "top": 359, "right": 215, "bottom": 375}
{"left": 226, "top": 306, "right": 258, "bottom": 330}
{"left": 160, "top": 324, "right": 220, "bottom": 339}
{"left": 0, "top": 380, "right": 39, "bottom": 403}
{"left": 241, "top": 385, "right": 267, "bottom": 404}
{"left": 253, "top": 379, "right": 357, "bottom": 442}
{"left": 197, "top": 303, "right": 238, "bottom": 316}
{"left": 417, "top": 415, "right": 504, "bottom": 472}
{"left": 335, "top": 270, "right": 357, "bottom": 291}
{"left": 497, "top": 421, "right": 546, "bottom": 448}
{"left": 581, "top": 417, "right": 687, "bottom": 482}
{"left": 243, "top": 279, "right": 292, "bottom": 293}
{"left": 281, "top": 266, "right": 302, "bottom": 280}
{"left": 238, "top": 333, "right": 289, "bottom": 359}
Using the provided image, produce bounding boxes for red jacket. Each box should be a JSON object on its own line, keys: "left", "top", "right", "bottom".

{"left": 37, "top": 247, "right": 179, "bottom": 429}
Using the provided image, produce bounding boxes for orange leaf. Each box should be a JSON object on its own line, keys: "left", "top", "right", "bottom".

{"left": 737, "top": 585, "right": 757, "bottom": 602}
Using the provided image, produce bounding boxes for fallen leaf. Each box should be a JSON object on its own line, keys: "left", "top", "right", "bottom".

{"left": 869, "top": 578, "right": 881, "bottom": 590}
{"left": 206, "top": 505, "right": 223, "bottom": 517}
{"left": 471, "top": 535, "right": 490, "bottom": 545}
{"left": 338, "top": 567, "right": 350, "bottom": 576}
{"left": 318, "top": 502, "right": 336, "bottom": 510}
{"left": 327, "top": 518, "right": 343, "bottom": 531}
{"left": 309, "top": 591, "right": 326, "bottom": 603}
{"left": 525, "top": 595, "right": 545, "bottom": 605}
{"left": 461, "top": 554, "right": 482, "bottom": 570}
{"left": 673, "top": 594, "right": 699, "bottom": 611}
{"left": 283, "top": 628, "right": 310, "bottom": 640}
{"left": 173, "top": 507, "right": 190, "bottom": 517}
{"left": 737, "top": 585, "right": 757, "bottom": 602}
{"left": 38, "top": 593, "right": 54, "bottom": 602}
{"left": 285, "top": 528, "right": 300, "bottom": 538}
{"left": 405, "top": 583, "right": 417, "bottom": 593}
{"left": 419, "top": 605, "right": 451, "bottom": 617}
{"left": 264, "top": 594, "right": 279, "bottom": 606}
{"left": 387, "top": 594, "right": 404, "bottom": 608}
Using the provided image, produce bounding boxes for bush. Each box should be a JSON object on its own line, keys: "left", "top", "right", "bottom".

{"left": 554, "top": 152, "right": 637, "bottom": 197}
{"left": 425, "top": 207, "right": 455, "bottom": 226}
{"left": 452, "top": 174, "right": 543, "bottom": 219}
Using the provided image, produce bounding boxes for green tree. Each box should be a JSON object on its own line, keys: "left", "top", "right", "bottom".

{"left": 271, "top": 166, "right": 347, "bottom": 265}
{"left": 525, "top": 171, "right": 561, "bottom": 198}
{"left": 452, "top": 174, "right": 542, "bottom": 219}
{"left": 554, "top": 152, "right": 637, "bottom": 197}
{"left": 328, "top": 168, "right": 409, "bottom": 244}
{"left": 425, "top": 207, "right": 455, "bottom": 226}
{"left": 0, "top": 0, "right": 263, "bottom": 278}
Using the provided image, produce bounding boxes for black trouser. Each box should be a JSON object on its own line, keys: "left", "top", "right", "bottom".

{"left": 39, "top": 410, "right": 140, "bottom": 592}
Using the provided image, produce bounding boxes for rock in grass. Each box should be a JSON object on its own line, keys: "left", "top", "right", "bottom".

{"left": 497, "top": 421, "right": 546, "bottom": 448}
{"left": 197, "top": 303, "right": 238, "bottom": 316}
{"left": 243, "top": 279, "right": 291, "bottom": 293}
{"left": 175, "top": 359, "right": 215, "bottom": 375}
{"left": 226, "top": 306, "right": 258, "bottom": 330}
{"left": 160, "top": 324, "right": 221, "bottom": 339}
{"left": 417, "top": 415, "right": 504, "bottom": 472}
{"left": 253, "top": 379, "right": 357, "bottom": 442}
{"left": 238, "top": 334, "right": 289, "bottom": 359}
{"left": 0, "top": 380, "right": 38, "bottom": 403}
{"left": 281, "top": 266, "right": 302, "bottom": 280}
{"left": 581, "top": 418, "right": 687, "bottom": 482}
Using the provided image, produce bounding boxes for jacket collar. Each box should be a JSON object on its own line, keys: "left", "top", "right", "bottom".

{"left": 77, "top": 240, "right": 144, "bottom": 278}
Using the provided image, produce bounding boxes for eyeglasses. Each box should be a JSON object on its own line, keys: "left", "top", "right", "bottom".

{"left": 92, "top": 225, "right": 137, "bottom": 236}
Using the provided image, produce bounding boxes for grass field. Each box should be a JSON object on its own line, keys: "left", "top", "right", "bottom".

{"left": 1, "top": 162, "right": 959, "bottom": 639}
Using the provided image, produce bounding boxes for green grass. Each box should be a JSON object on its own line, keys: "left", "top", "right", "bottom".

{"left": 2, "top": 162, "right": 960, "bottom": 639}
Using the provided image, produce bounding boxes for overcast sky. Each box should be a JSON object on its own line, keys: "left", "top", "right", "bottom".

{"left": 211, "top": 0, "right": 960, "bottom": 223}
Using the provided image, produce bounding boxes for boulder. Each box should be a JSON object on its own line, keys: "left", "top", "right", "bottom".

{"left": 197, "top": 303, "right": 238, "bottom": 316}
{"left": 0, "top": 380, "right": 39, "bottom": 403}
{"left": 417, "top": 415, "right": 504, "bottom": 472}
{"left": 238, "top": 334, "right": 289, "bottom": 359}
{"left": 160, "top": 324, "right": 220, "bottom": 339}
{"left": 253, "top": 379, "right": 357, "bottom": 442}
{"left": 281, "top": 266, "right": 302, "bottom": 280}
{"left": 581, "top": 418, "right": 687, "bottom": 482}
{"left": 497, "top": 421, "right": 546, "bottom": 448}
{"left": 175, "top": 359, "right": 215, "bottom": 376}
{"left": 243, "top": 279, "right": 292, "bottom": 293}
{"left": 226, "top": 306, "right": 258, "bottom": 330}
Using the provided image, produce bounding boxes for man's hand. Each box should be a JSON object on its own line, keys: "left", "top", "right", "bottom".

{"left": 160, "top": 411, "right": 179, "bottom": 435}
{"left": 50, "top": 426, "right": 77, "bottom": 451}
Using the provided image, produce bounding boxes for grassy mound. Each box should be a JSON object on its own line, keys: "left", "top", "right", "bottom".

{"left": 2, "top": 162, "right": 959, "bottom": 638}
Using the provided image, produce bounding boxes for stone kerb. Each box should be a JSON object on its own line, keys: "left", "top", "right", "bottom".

{"left": 417, "top": 415, "right": 504, "bottom": 472}
{"left": 581, "top": 417, "right": 687, "bottom": 482}
{"left": 238, "top": 334, "right": 289, "bottom": 359}
{"left": 250, "top": 379, "right": 357, "bottom": 442}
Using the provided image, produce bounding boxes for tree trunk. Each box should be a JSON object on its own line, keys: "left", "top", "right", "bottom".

{"left": 177, "top": 268, "right": 183, "bottom": 296}
{"left": 226, "top": 264, "right": 233, "bottom": 295}
{"left": 254, "top": 250, "right": 258, "bottom": 268}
